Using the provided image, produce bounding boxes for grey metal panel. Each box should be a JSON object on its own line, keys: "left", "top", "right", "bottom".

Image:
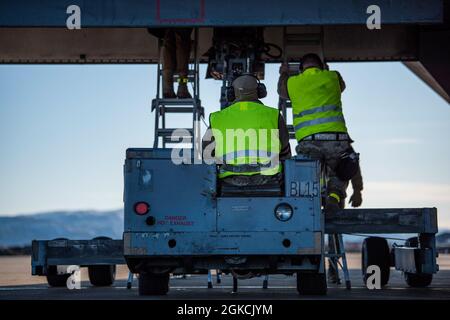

{"left": 323, "top": 25, "right": 420, "bottom": 61}
{"left": 126, "top": 148, "right": 177, "bottom": 159}
{"left": 394, "top": 247, "right": 437, "bottom": 274}
{"left": 404, "top": 61, "right": 450, "bottom": 103}
{"left": 0, "top": 27, "right": 161, "bottom": 64}
{"left": 0, "top": 26, "right": 422, "bottom": 64}
{"left": 124, "top": 157, "right": 217, "bottom": 233}
{"left": 404, "top": 27, "right": 450, "bottom": 104}
{"left": 325, "top": 208, "right": 439, "bottom": 234}
{"left": 216, "top": 197, "right": 316, "bottom": 232}
{"left": 124, "top": 231, "right": 321, "bottom": 256}
{"left": 394, "top": 247, "right": 418, "bottom": 273}
{"left": 0, "top": 0, "right": 444, "bottom": 27}
{"left": 284, "top": 159, "right": 323, "bottom": 231}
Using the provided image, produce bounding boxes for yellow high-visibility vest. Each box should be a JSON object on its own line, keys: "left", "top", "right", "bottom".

{"left": 288, "top": 67, "right": 348, "bottom": 141}
{"left": 210, "top": 101, "right": 282, "bottom": 178}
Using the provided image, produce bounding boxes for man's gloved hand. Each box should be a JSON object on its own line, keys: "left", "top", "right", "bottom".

{"left": 279, "top": 63, "right": 289, "bottom": 75}
{"left": 349, "top": 191, "right": 362, "bottom": 207}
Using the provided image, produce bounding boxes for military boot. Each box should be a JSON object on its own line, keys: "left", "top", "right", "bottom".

{"left": 176, "top": 77, "right": 192, "bottom": 99}
{"left": 325, "top": 193, "right": 340, "bottom": 215}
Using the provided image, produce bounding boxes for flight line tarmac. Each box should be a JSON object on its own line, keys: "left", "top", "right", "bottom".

{"left": 1, "top": 266, "right": 449, "bottom": 300}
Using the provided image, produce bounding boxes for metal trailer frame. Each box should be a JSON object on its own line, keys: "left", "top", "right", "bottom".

{"left": 31, "top": 238, "right": 125, "bottom": 277}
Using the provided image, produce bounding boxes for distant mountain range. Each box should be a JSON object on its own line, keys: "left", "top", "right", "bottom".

{"left": 0, "top": 210, "right": 123, "bottom": 247}
{"left": 0, "top": 209, "right": 449, "bottom": 249}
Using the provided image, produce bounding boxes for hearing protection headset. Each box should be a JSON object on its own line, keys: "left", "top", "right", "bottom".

{"left": 226, "top": 74, "right": 267, "bottom": 102}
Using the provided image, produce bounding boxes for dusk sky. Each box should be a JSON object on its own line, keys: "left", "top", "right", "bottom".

{"left": 1, "top": 62, "right": 449, "bottom": 230}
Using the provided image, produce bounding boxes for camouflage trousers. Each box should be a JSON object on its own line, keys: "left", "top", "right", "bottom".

{"left": 296, "top": 140, "right": 351, "bottom": 203}
{"left": 163, "top": 28, "right": 192, "bottom": 77}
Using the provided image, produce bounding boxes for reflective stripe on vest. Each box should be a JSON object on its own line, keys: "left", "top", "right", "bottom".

{"left": 209, "top": 101, "right": 282, "bottom": 178}
{"left": 294, "top": 115, "right": 346, "bottom": 131}
{"left": 287, "top": 68, "right": 348, "bottom": 141}
{"left": 218, "top": 150, "right": 280, "bottom": 163}
{"left": 293, "top": 104, "right": 341, "bottom": 119}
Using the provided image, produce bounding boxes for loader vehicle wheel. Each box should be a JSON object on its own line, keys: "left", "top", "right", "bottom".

{"left": 87, "top": 236, "right": 116, "bottom": 286}
{"left": 46, "top": 238, "right": 70, "bottom": 287}
{"left": 403, "top": 237, "right": 433, "bottom": 287}
{"left": 46, "top": 265, "right": 70, "bottom": 287}
{"left": 404, "top": 272, "right": 433, "bottom": 287}
{"left": 138, "top": 272, "right": 170, "bottom": 296}
{"left": 362, "top": 237, "right": 390, "bottom": 286}
{"left": 88, "top": 265, "right": 116, "bottom": 286}
{"left": 296, "top": 272, "right": 327, "bottom": 295}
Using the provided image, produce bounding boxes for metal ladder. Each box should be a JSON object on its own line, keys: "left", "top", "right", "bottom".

{"left": 326, "top": 234, "right": 351, "bottom": 289}
{"left": 151, "top": 29, "right": 204, "bottom": 151}
{"left": 279, "top": 26, "right": 352, "bottom": 289}
{"left": 127, "top": 29, "right": 203, "bottom": 289}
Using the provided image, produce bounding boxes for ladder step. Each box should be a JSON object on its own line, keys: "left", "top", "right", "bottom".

{"left": 158, "top": 70, "right": 197, "bottom": 82}
{"left": 153, "top": 98, "right": 199, "bottom": 104}
{"left": 163, "top": 107, "right": 196, "bottom": 113}
{"left": 151, "top": 98, "right": 202, "bottom": 111}
{"left": 152, "top": 97, "right": 200, "bottom": 106}
{"left": 163, "top": 136, "right": 193, "bottom": 144}
{"left": 156, "top": 128, "right": 193, "bottom": 138}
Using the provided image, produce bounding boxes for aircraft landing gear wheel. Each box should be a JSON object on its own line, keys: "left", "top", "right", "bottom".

{"left": 296, "top": 272, "right": 327, "bottom": 295}
{"left": 362, "top": 237, "right": 391, "bottom": 286}
{"left": 138, "top": 272, "right": 170, "bottom": 296}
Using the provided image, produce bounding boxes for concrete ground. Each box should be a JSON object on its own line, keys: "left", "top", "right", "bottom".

{"left": 0, "top": 253, "right": 449, "bottom": 300}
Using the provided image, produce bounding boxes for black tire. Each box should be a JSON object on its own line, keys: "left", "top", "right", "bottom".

{"left": 404, "top": 272, "right": 433, "bottom": 287}
{"left": 88, "top": 265, "right": 116, "bottom": 286}
{"left": 46, "top": 265, "right": 70, "bottom": 287}
{"left": 87, "top": 236, "right": 116, "bottom": 287}
{"left": 296, "top": 272, "right": 327, "bottom": 295}
{"left": 46, "top": 238, "right": 70, "bottom": 287}
{"left": 362, "top": 237, "right": 391, "bottom": 286}
{"left": 138, "top": 272, "right": 170, "bottom": 296}
{"left": 404, "top": 237, "right": 433, "bottom": 287}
